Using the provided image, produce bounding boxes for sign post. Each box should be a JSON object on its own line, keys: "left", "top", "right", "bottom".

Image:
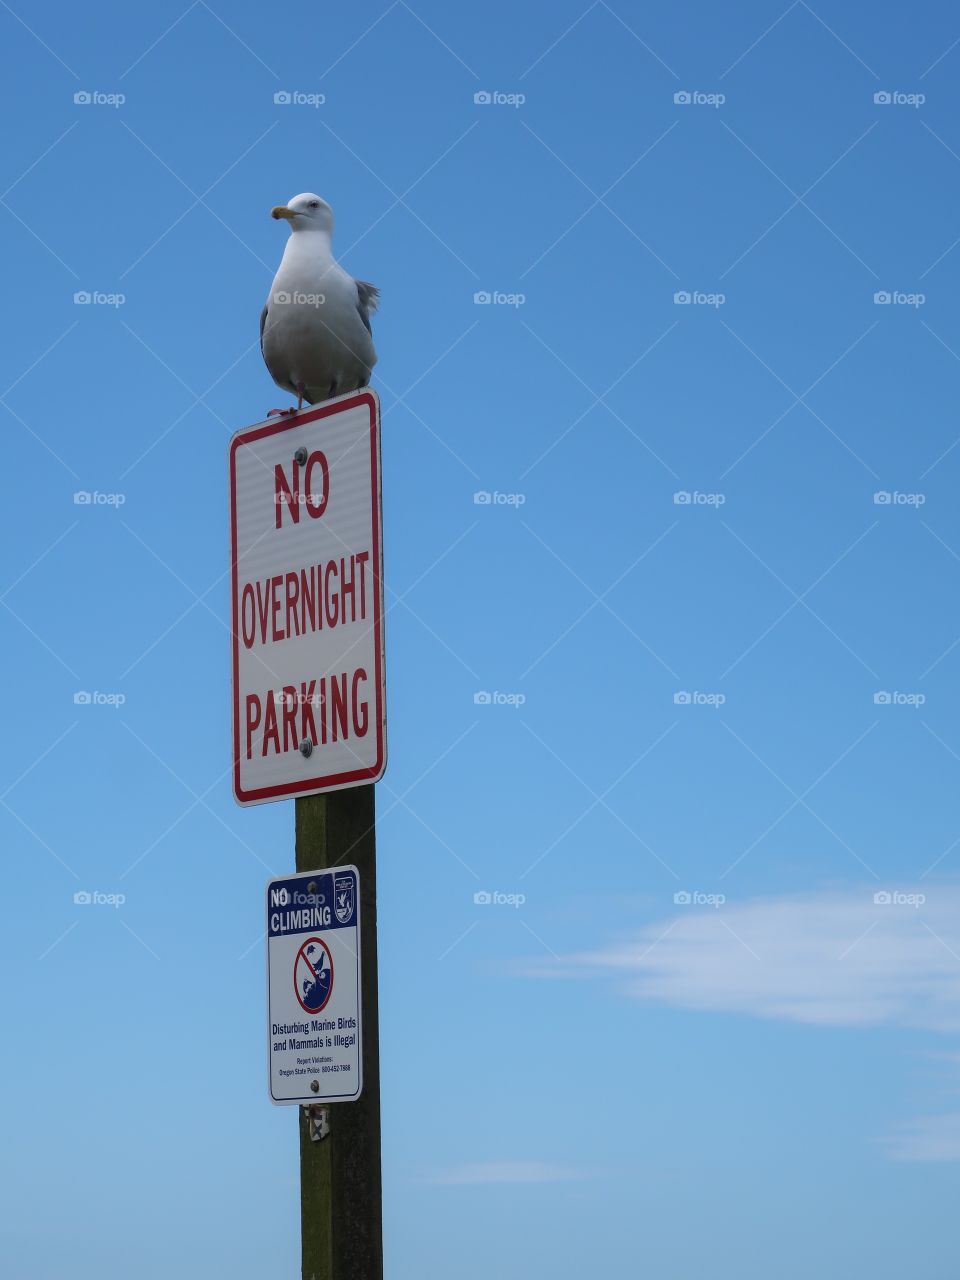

{"left": 230, "top": 391, "right": 385, "bottom": 1278}
{"left": 296, "top": 786, "right": 382, "bottom": 1280}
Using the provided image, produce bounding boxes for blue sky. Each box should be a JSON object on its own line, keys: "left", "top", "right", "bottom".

{"left": 3, "top": 0, "right": 960, "bottom": 1275}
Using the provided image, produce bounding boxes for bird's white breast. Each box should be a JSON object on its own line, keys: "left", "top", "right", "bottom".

{"left": 262, "top": 233, "right": 376, "bottom": 400}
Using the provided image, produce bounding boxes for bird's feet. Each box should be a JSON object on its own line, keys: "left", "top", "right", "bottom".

{"left": 266, "top": 383, "right": 307, "bottom": 418}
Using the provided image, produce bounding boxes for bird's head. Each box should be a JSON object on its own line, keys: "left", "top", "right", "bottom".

{"left": 271, "top": 193, "right": 334, "bottom": 235}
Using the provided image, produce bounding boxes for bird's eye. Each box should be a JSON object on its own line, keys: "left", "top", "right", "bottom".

{"left": 310, "top": 201, "right": 320, "bottom": 208}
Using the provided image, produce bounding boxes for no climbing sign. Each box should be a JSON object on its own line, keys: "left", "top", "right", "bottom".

{"left": 267, "top": 866, "right": 362, "bottom": 1104}
{"left": 229, "top": 391, "right": 386, "bottom": 805}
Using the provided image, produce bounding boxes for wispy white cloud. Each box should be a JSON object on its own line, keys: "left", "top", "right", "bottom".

{"left": 526, "top": 885, "right": 960, "bottom": 1160}
{"left": 527, "top": 886, "right": 960, "bottom": 1032}
{"left": 422, "top": 1161, "right": 586, "bottom": 1185}
{"left": 880, "top": 1112, "right": 960, "bottom": 1162}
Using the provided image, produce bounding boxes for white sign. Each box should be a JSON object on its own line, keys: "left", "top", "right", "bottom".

{"left": 229, "top": 391, "right": 386, "bottom": 805}
{"left": 266, "top": 866, "right": 362, "bottom": 1104}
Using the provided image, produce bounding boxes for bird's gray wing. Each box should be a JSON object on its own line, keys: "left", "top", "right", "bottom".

{"left": 356, "top": 280, "right": 380, "bottom": 335}
{"left": 260, "top": 301, "right": 296, "bottom": 396}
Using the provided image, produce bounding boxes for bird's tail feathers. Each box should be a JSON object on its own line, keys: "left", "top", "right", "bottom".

{"left": 357, "top": 280, "right": 381, "bottom": 314}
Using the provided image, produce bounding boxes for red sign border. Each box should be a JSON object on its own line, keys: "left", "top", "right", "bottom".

{"left": 229, "top": 390, "right": 386, "bottom": 805}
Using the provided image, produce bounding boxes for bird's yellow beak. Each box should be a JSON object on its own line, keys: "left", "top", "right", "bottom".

{"left": 271, "top": 205, "right": 296, "bottom": 221}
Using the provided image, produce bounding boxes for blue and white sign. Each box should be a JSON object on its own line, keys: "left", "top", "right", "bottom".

{"left": 266, "top": 866, "right": 362, "bottom": 1104}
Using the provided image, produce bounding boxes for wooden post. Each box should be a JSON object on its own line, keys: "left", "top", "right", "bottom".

{"left": 295, "top": 785, "right": 382, "bottom": 1280}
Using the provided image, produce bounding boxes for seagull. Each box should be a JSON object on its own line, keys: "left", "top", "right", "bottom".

{"left": 261, "top": 193, "right": 379, "bottom": 413}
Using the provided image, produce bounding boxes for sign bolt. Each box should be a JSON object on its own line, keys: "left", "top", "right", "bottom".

{"left": 300, "top": 739, "right": 315, "bottom": 758}
{"left": 294, "top": 446, "right": 308, "bottom": 465}
{"left": 311, "top": 1080, "right": 320, "bottom": 1093}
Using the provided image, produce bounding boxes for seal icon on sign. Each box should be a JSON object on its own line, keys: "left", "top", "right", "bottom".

{"left": 294, "top": 937, "right": 334, "bottom": 1013}
{"left": 334, "top": 874, "right": 355, "bottom": 925}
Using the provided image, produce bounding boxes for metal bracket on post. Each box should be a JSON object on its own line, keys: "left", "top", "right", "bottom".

{"left": 305, "top": 1103, "right": 330, "bottom": 1142}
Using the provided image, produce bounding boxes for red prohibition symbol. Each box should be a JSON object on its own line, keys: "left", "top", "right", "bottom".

{"left": 294, "top": 936, "right": 334, "bottom": 1014}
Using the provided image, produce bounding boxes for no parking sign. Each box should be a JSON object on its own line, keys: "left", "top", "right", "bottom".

{"left": 229, "top": 391, "right": 386, "bottom": 806}
{"left": 266, "top": 866, "right": 362, "bottom": 1104}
